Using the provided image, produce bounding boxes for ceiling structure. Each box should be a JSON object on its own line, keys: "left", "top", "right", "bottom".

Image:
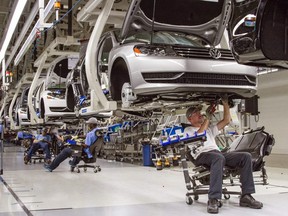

{"left": 0, "top": 0, "right": 129, "bottom": 93}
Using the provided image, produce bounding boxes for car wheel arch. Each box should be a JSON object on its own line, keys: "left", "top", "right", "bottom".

{"left": 110, "top": 58, "right": 131, "bottom": 101}
{"left": 66, "top": 85, "right": 75, "bottom": 111}
{"left": 40, "top": 99, "right": 45, "bottom": 118}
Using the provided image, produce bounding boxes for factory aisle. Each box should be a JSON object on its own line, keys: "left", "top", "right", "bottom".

{"left": 1, "top": 143, "right": 288, "bottom": 216}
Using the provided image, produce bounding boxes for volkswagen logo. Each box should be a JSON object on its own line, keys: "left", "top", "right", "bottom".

{"left": 209, "top": 48, "right": 222, "bottom": 59}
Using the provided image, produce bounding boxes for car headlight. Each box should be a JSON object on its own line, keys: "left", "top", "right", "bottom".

{"left": 133, "top": 45, "right": 176, "bottom": 57}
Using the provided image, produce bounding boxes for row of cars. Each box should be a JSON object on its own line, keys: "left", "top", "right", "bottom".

{"left": 0, "top": 56, "right": 78, "bottom": 127}
{"left": 3, "top": 0, "right": 287, "bottom": 127}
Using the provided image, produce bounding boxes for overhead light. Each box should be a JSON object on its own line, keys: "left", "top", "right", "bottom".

{"left": 14, "top": 0, "right": 55, "bottom": 66}
{"left": 0, "top": 0, "right": 28, "bottom": 62}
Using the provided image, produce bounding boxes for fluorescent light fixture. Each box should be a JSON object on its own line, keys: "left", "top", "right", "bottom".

{"left": 0, "top": 0, "right": 28, "bottom": 62}
{"left": 14, "top": 0, "right": 55, "bottom": 66}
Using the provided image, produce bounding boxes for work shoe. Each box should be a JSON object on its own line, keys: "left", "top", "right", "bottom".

{"left": 43, "top": 164, "right": 52, "bottom": 172}
{"left": 24, "top": 156, "right": 30, "bottom": 165}
{"left": 207, "top": 198, "right": 219, "bottom": 214}
{"left": 44, "top": 159, "right": 51, "bottom": 165}
{"left": 240, "top": 194, "right": 263, "bottom": 209}
{"left": 69, "top": 160, "right": 75, "bottom": 167}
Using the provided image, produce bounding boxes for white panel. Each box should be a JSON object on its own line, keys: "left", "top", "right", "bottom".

{"left": 257, "top": 70, "right": 288, "bottom": 154}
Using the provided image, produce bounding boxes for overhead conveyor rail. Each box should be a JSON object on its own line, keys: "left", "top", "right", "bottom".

{"left": 80, "top": 0, "right": 117, "bottom": 116}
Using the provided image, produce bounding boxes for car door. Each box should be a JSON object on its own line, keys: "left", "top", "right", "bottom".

{"left": 228, "top": 0, "right": 288, "bottom": 68}
{"left": 97, "top": 32, "right": 114, "bottom": 94}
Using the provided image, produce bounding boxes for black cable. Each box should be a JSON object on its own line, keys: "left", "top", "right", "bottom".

{"left": 150, "top": 0, "right": 157, "bottom": 44}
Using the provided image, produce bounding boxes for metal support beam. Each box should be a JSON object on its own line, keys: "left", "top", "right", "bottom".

{"left": 27, "top": 54, "right": 47, "bottom": 124}
{"left": 68, "top": 0, "right": 73, "bottom": 36}
{"left": 0, "top": 95, "right": 7, "bottom": 119}
{"left": 77, "top": 0, "right": 103, "bottom": 22}
{"left": 83, "top": 0, "right": 116, "bottom": 116}
{"left": 34, "top": 36, "right": 80, "bottom": 67}
{"left": 0, "top": 108, "right": 3, "bottom": 175}
{"left": 7, "top": 73, "right": 34, "bottom": 129}
{"left": 8, "top": 84, "right": 21, "bottom": 130}
{"left": 2, "top": 59, "right": 6, "bottom": 87}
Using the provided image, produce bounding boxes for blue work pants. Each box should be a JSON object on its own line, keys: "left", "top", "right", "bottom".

{"left": 27, "top": 142, "right": 51, "bottom": 160}
{"left": 49, "top": 147, "right": 80, "bottom": 170}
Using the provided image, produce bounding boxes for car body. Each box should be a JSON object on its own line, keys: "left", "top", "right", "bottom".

{"left": 107, "top": 30, "right": 257, "bottom": 106}
{"left": 110, "top": 0, "right": 258, "bottom": 107}
{"left": 69, "top": 0, "right": 261, "bottom": 114}
{"left": 26, "top": 77, "right": 46, "bottom": 121}
{"left": 0, "top": 89, "right": 18, "bottom": 128}
{"left": 35, "top": 56, "right": 78, "bottom": 121}
{"left": 65, "top": 41, "right": 87, "bottom": 112}
{"left": 65, "top": 42, "right": 113, "bottom": 119}
{"left": 228, "top": 0, "right": 288, "bottom": 69}
{"left": 15, "top": 87, "right": 30, "bottom": 126}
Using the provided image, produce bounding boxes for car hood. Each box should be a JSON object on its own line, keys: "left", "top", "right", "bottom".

{"left": 120, "top": 0, "right": 232, "bottom": 46}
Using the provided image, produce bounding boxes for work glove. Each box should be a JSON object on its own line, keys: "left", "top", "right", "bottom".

{"left": 205, "top": 103, "right": 216, "bottom": 119}
{"left": 220, "top": 95, "right": 234, "bottom": 108}
{"left": 221, "top": 94, "right": 229, "bottom": 104}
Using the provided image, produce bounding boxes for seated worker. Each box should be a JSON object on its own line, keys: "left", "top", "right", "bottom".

{"left": 44, "top": 117, "right": 101, "bottom": 172}
{"left": 184, "top": 98, "right": 263, "bottom": 214}
{"left": 50, "top": 128, "right": 65, "bottom": 155}
{"left": 24, "top": 127, "right": 52, "bottom": 164}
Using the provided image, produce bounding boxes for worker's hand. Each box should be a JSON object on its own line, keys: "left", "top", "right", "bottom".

{"left": 205, "top": 103, "right": 216, "bottom": 119}
{"left": 220, "top": 95, "right": 235, "bottom": 108}
{"left": 81, "top": 143, "right": 88, "bottom": 148}
{"left": 220, "top": 94, "right": 229, "bottom": 104}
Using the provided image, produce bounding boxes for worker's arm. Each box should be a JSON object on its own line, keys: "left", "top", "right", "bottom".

{"left": 33, "top": 135, "right": 41, "bottom": 143}
{"left": 217, "top": 100, "right": 231, "bottom": 130}
{"left": 197, "top": 118, "right": 210, "bottom": 134}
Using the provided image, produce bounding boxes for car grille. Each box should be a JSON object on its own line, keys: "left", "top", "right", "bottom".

{"left": 173, "top": 47, "right": 234, "bottom": 60}
{"left": 50, "top": 107, "right": 67, "bottom": 112}
{"left": 142, "top": 72, "right": 256, "bottom": 86}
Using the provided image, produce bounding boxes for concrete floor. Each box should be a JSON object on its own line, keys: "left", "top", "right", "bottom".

{"left": 1, "top": 144, "right": 288, "bottom": 216}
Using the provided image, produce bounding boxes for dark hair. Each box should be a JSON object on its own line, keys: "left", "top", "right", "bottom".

{"left": 186, "top": 105, "right": 202, "bottom": 119}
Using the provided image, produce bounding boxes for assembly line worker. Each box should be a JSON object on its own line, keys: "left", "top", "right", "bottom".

{"left": 24, "top": 127, "right": 52, "bottom": 165}
{"left": 44, "top": 117, "right": 100, "bottom": 172}
{"left": 184, "top": 98, "right": 263, "bottom": 214}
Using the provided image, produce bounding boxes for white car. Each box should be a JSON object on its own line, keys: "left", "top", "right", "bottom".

{"left": 15, "top": 87, "right": 30, "bottom": 126}
{"left": 36, "top": 55, "right": 78, "bottom": 121}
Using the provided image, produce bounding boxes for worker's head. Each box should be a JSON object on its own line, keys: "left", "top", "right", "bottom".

{"left": 42, "top": 127, "right": 49, "bottom": 135}
{"left": 186, "top": 105, "right": 204, "bottom": 126}
{"left": 86, "top": 117, "right": 98, "bottom": 130}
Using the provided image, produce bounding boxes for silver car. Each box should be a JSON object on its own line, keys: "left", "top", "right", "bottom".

{"left": 95, "top": 0, "right": 259, "bottom": 112}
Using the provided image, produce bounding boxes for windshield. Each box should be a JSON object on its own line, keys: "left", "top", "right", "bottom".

{"left": 48, "top": 83, "right": 66, "bottom": 89}
{"left": 123, "top": 31, "right": 208, "bottom": 47}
